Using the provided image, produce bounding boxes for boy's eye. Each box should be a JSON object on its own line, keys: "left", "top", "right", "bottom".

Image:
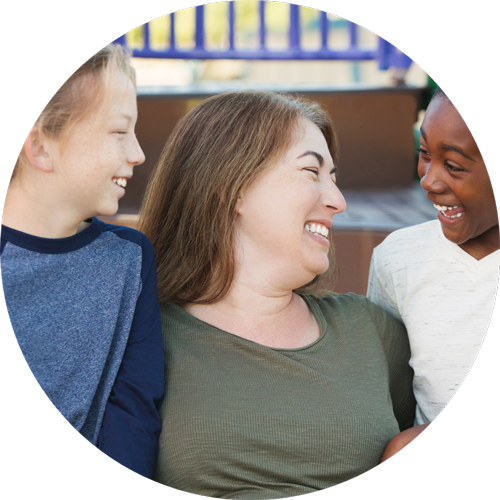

{"left": 416, "top": 147, "right": 430, "bottom": 156}
{"left": 445, "top": 162, "right": 465, "bottom": 173}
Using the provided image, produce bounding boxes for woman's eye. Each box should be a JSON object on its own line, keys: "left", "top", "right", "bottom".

{"left": 304, "top": 168, "right": 319, "bottom": 175}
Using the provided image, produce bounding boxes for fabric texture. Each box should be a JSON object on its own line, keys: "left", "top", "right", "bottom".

{"left": 1, "top": 217, "right": 165, "bottom": 478}
{"left": 367, "top": 220, "right": 500, "bottom": 425}
{"left": 153, "top": 293, "right": 415, "bottom": 498}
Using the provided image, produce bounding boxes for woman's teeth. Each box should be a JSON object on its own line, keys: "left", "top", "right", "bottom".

{"left": 433, "top": 204, "right": 464, "bottom": 219}
{"left": 305, "top": 223, "right": 329, "bottom": 238}
{"left": 113, "top": 178, "right": 127, "bottom": 188}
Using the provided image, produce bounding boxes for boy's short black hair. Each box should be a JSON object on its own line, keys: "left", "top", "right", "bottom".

{"left": 430, "top": 87, "right": 450, "bottom": 104}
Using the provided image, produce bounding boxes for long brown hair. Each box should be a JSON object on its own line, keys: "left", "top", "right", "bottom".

{"left": 139, "top": 91, "right": 339, "bottom": 305}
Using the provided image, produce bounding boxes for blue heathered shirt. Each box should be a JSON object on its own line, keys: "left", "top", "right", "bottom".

{"left": 1, "top": 217, "right": 165, "bottom": 478}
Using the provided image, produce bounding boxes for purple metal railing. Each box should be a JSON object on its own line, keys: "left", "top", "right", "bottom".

{"left": 114, "top": 2, "right": 412, "bottom": 70}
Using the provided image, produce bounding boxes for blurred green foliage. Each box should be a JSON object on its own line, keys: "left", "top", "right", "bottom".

{"left": 126, "top": 1, "right": 332, "bottom": 49}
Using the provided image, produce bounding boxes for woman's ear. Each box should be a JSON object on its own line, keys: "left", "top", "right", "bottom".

{"left": 23, "top": 126, "right": 54, "bottom": 174}
{"left": 235, "top": 195, "right": 244, "bottom": 215}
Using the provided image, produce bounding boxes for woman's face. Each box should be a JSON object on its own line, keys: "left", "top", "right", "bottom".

{"left": 235, "top": 119, "right": 346, "bottom": 290}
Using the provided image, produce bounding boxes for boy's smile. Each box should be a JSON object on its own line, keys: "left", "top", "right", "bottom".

{"left": 52, "top": 70, "right": 145, "bottom": 220}
{"left": 417, "top": 97, "right": 499, "bottom": 259}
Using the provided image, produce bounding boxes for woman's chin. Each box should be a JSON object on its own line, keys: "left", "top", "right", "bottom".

{"left": 310, "top": 256, "right": 330, "bottom": 277}
{"left": 293, "top": 261, "right": 329, "bottom": 288}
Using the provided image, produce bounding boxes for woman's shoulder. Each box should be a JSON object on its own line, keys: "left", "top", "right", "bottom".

{"left": 303, "top": 293, "right": 407, "bottom": 358}
{"left": 307, "top": 292, "right": 402, "bottom": 327}
{"left": 305, "top": 291, "right": 370, "bottom": 306}
{"left": 304, "top": 292, "right": 377, "bottom": 317}
{"left": 159, "top": 302, "right": 207, "bottom": 336}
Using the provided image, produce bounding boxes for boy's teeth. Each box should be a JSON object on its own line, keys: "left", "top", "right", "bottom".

{"left": 305, "top": 223, "right": 329, "bottom": 238}
{"left": 113, "top": 178, "right": 127, "bottom": 188}
{"left": 433, "top": 204, "right": 459, "bottom": 211}
{"left": 446, "top": 212, "right": 464, "bottom": 219}
{"left": 433, "top": 203, "right": 464, "bottom": 219}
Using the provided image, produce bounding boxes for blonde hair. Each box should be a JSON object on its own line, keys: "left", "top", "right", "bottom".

{"left": 14, "top": 43, "right": 135, "bottom": 177}
{"left": 139, "top": 91, "right": 339, "bottom": 305}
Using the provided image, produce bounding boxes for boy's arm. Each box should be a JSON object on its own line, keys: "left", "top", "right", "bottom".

{"left": 97, "top": 238, "right": 165, "bottom": 478}
{"left": 379, "top": 424, "right": 430, "bottom": 463}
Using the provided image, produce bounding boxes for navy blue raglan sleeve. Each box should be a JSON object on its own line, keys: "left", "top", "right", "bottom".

{"left": 97, "top": 231, "right": 165, "bottom": 478}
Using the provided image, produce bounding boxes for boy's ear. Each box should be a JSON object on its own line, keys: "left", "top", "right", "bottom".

{"left": 23, "top": 126, "right": 54, "bottom": 174}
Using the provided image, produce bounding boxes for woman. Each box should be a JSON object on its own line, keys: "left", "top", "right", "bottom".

{"left": 139, "top": 91, "right": 415, "bottom": 498}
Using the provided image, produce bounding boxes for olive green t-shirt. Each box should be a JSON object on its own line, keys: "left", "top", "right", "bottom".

{"left": 154, "top": 293, "right": 415, "bottom": 499}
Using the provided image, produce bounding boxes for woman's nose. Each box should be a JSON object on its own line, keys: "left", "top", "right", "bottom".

{"left": 324, "top": 181, "right": 347, "bottom": 215}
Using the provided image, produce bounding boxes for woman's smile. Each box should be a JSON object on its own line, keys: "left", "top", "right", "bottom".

{"left": 305, "top": 221, "right": 331, "bottom": 247}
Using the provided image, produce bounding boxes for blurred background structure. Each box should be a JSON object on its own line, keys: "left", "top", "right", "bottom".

{"left": 106, "top": 1, "right": 437, "bottom": 294}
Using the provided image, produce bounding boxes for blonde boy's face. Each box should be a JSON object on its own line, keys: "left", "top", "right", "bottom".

{"left": 417, "top": 97, "right": 498, "bottom": 254}
{"left": 50, "top": 70, "right": 145, "bottom": 219}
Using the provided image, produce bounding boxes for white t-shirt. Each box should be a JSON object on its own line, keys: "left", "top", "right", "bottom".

{"left": 367, "top": 220, "right": 500, "bottom": 424}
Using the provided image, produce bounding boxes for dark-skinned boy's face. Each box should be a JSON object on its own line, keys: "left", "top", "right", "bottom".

{"left": 417, "top": 97, "right": 498, "bottom": 255}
